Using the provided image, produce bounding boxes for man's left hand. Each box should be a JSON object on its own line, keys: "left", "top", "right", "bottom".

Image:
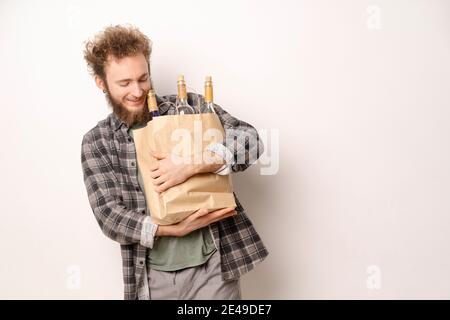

{"left": 149, "top": 149, "right": 226, "bottom": 193}
{"left": 149, "top": 150, "right": 196, "bottom": 193}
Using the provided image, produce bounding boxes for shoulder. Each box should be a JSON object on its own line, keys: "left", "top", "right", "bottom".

{"left": 81, "top": 113, "right": 115, "bottom": 150}
{"left": 159, "top": 92, "right": 205, "bottom": 105}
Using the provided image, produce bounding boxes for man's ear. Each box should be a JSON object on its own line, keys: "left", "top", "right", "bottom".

{"left": 94, "top": 75, "right": 106, "bottom": 92}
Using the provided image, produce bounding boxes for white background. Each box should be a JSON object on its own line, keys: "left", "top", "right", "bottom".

{"left": 1, "top": 0, "right": 450, "bottom": 299}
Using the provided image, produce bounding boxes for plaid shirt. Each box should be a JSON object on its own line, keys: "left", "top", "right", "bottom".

{"left": 81, "top": 93, "right": 269, "bottom": 300}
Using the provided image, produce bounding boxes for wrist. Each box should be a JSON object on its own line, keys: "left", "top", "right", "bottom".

{"left": 192, "top": 151, "right": 225, "bottom": 174}
{"left": 155, "top": 225, "right": 177, "bottom": 237}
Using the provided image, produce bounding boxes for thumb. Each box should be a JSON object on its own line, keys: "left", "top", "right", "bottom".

{"left": 196, "top": 208, "right": 209, "bottom": 217}
{"left": 150, "top": 150, "right": 166, "bottom": 160}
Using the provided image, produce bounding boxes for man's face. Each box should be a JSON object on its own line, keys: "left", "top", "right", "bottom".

{"left": 98, "top": 53, "right": 152, "bottom": 127}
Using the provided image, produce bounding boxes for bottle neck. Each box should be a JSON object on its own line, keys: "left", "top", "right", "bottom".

{"left": 205, "top": 85, "right": 213, "bottom": 103}
{"left": 147, "top": 93, "right": 158, "bottom": 112}
{"left": 177, "top": 83, "right": 187, "bottom": 100}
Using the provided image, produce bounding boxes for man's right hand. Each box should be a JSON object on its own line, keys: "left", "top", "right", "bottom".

{"left": 155, "top": 207, "right": 237, "bottom": 237}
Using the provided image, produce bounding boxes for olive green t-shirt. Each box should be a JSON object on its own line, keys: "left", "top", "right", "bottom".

{"left": 129, "top": 124, "right": 217, "bottom": 271}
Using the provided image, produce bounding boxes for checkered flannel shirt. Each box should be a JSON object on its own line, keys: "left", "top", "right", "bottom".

{"left": 81, "top": 93, "right": 269, "bottom": 299}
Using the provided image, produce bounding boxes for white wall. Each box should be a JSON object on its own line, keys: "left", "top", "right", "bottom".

{"left": 1, "top": 0, "right": 450, "bottom": 299}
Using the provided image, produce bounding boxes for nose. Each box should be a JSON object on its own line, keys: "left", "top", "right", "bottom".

{"left": 131, "top": 82, "right": 144, "bottom": 98}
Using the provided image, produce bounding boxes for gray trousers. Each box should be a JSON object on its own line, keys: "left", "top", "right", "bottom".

{"left": 147, "top": 250, "right": 242, "bottom": 300}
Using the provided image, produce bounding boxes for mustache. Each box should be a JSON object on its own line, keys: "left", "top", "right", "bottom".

{"left": 104, "top": 88, "right": 151, "bottom": 127}
{"left": 127, "top": 94, "right": 147, "bottom": 102}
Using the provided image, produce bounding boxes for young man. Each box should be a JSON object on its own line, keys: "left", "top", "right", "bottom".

{"left": 81, "top": 25, "right": 268, "bottom": 300}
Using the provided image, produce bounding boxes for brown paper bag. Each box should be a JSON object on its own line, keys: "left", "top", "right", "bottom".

{"left": 133, "top": 113, "right": 236, "bottom": 225}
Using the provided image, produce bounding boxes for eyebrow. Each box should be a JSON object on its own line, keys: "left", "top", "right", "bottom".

{"left": 116, "top": 73, "right": 149, "bottom": 83}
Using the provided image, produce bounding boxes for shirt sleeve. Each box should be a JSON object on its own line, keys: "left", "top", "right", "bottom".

{"left": 189, "top": 93, "right": 264, "bottom": 173}
{"left": 206, "top": 142, "right": 234, "bottom": 176}
{"left": 163, "top": 92, "right": 265, "bottom": 173}
{"left": 140, "top": 216, "right": 159, "bottom": 249}
{"left": 81, "top": 133, "right": 147, "bottom": 245}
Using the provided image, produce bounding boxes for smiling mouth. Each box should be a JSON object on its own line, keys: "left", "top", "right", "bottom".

{"left": 127, "top": 97, "right": 145, "bottom": 106}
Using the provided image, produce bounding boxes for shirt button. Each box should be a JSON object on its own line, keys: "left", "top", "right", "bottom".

{"left": 131, "top": 162, "right": 135, "bottom": 167}
{"left": 141, "top": 210, "right": 145, "bottom": 214}
{"left": 128, "top": 137, "right": 132, "bottom": 142}
{"left": 135, "top": 187, "right": 140, "bottom": 191}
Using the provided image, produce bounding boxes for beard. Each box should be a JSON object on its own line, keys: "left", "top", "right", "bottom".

{"left": 104, "top": 87, "right": 151, "bottom": 128}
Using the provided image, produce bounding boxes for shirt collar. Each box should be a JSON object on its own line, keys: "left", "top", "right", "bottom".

{"left": 110, "top": 112, "right": 126, "bottom": 132}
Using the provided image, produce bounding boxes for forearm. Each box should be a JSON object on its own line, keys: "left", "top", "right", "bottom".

{"left": 82, "top": 136, "right": 150, "bottom": 246}
{"left": 160, "top": 93, "right": 263, "bottom": 173}
{"left": 91, "top": 200, "right": 147, "bottom": 245}
{"left": 141, "top": 217, "right": 182, "bottom": 248}
{"left": 155, "top": 224, "right": 177, "bottom": 237}
{"left": 211, "top": 102, "right": 264, "bottom": 172}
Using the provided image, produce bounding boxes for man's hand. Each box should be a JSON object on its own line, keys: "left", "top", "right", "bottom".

{"left": 149, "top": 150, "right": 195, "bottom": 193}
{"left": 157, "top": 207, "right": 236, "bottom": 237}
{"left": 149, "top": 150, "right": 225, "bottom": 193}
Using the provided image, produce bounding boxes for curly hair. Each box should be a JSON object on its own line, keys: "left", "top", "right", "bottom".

{"left": 83, "top": 24, "right": 152, "bottom": 80}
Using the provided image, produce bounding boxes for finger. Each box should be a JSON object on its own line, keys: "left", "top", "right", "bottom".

{"left": 149, "top": 169, "right": 161, "bottom": 179}
{"left": 183, "top": 208, "right": 208, "bottom": 224}
{"left": 208, "top": 208, "right": 235, "bottom": 220}
{"left": 150, "top": 150, "right": 166, "bottom": 160}
{"left": 222, "top": 210, "right": 237, "bottom": 217}
{"left": 195, "top": 207, "right": 231, "bottom": 221}
{"left": 211, "top": 210, "right": 236, "bottom": 219}
{"left": 152, "top": 175, "right": 166, "bottom": 186}
{"left": 197, "top": 208, "right": 210, "bottom": 216}
{"left": 149, "top": 162, "right": 159, "bottom": 171}
{"left": 215, "top": 207, "right": 235, "bottom": 215}
{"left": 222, "top": 210, "right": 237, "bottom": 218}
{"left": 192, "top": 208, "right": 209, "bottom": 217}
{"left": 155, "top": 180, "right": 171, "bottom": 193}
{"left": 186, "top": 209, "right": 209, "bottom": 223}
